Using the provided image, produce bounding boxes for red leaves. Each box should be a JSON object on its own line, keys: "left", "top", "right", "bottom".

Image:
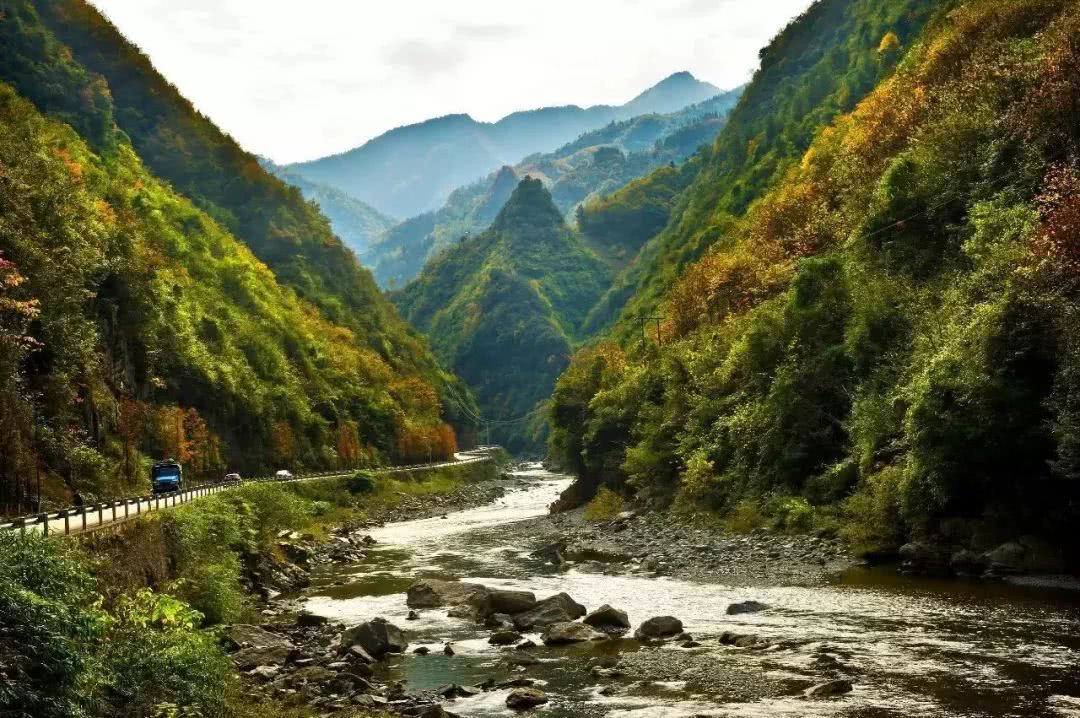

{"left": 1032, "top": 163, "right": 1080, "bottom": 281}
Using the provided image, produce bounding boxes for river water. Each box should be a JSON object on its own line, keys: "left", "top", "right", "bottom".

{"left": 303, "top": 466, "right": 1080, "bottom": 717}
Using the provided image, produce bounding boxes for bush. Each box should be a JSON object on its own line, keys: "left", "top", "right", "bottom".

{"left": 584, "top": 486, "right": 625, "bottom": 521}
{"left": 349, "top": 470, "right": 378, "bottom": 494}
{"left": 725, "top": 499, "right": 766, "bottom": 534}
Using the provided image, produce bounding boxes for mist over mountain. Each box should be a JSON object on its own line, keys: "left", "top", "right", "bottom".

{"left": 284, "top": 72, "right": 721, "bottom": 218}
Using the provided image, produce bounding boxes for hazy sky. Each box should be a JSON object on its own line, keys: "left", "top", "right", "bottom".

{"left": 89, "top": 0, "right": 812, "bottom": 163}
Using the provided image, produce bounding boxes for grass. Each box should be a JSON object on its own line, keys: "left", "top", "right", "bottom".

{"left": 584, "top": 486, "right": 626, "bottom": 521}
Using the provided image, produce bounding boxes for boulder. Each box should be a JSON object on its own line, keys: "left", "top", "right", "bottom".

{"left": 489, "top": 630, "right": 524, "bottom": 646}
{"left": 296, "top": 611, "right": 330, "bottom": 627}
{"left": 807, "top": 678, "right": 853, "bottom": 698}
{"left": 583, "top": 604, "right": 630, "bottom": 633}
{"left": 232, "top": 645, "right": 291, "bottom": 670}
{"left": 633, "top": 616, "right": 684, "bottom": 640}
{"left": 339, "top": 617, "right": 407, "bottom": 658}
{"left": 983, "top": 536, "right": 1065, "bottom": 574}
{"left": 486, "top": 589, "right": 537, "bottom": 615}
{"left": 949, "top": 549, "right": 985, "bottom": 576}
{"left": 407, "top": 578, "right": 489, "bottom": 608}
{"left": 506, "top": 688, "right": 549, "bottom": 710}
{"left": 222, "top": 624, "right": 291, "bottom": 652}
{"left": 512, "top": 592, "right": 587, "bottom": 630}
{"left": 726, "top": 600, "right": 768, "bottom": 615}
{"left": 541, "top": 621, "right": 608, "bottom": 645}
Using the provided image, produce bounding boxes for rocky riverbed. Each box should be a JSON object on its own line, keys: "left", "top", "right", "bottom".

{"left": 222, "top": 465, "right": 1080, "bottom": 718}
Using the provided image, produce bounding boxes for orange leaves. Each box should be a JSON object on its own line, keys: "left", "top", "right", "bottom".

{"left": 665, "top": 243, "right": 792, "bottom": 339}
{"left": 878, "top": 32, "right": 902, "bottom": 54}
{"left": 53, "top": 147, "right": 83, "bottom": 183}
{"left": 271, "top": 420, "right": 294, "bottom": 464}
{"left": 0, "top": 252, "right": 40, "bottom": 351}
{"left": 394, "top": 421, "right": 458, "bottom": 464}
{"left": 391, "top": 377, "right": 440, "bottom": 417}
{"left": 335, "top": 420, "right": 362, "bottom": 467}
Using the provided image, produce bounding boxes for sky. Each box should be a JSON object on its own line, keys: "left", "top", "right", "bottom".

{"left": 89, "top": 0, "right": 813, "bottom": 164}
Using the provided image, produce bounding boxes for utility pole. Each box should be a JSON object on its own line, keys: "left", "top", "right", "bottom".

{"left": 640, "top": 313, "right": 664, "bottom": 349}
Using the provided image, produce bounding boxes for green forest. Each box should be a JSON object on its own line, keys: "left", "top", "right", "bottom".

{"left": 0, "top": 0, "right": 471, "bottom": 511}
{"left": 548, "top": 0, "right": 1080, "bottom": 556}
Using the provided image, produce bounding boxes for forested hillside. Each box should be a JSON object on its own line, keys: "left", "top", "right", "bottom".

{"left": 550, "top": 0, "right": 1080, "bottom": 559}
{"left": 368, "top": 88, "right": 743, "bottom": 288}
{"left": 0, "top": 0, "right": 470, "bottom": 511}
{"left": 261, "top": 160, "right": 395, "bottom": 260}
{"left": 285, "top": 72, "right": 721, "bottom": 219}
{"left": 395, "top": 179, "right": 610, "bottom": 451}
{"left": 582, "top": 0, "right": 946, "bottom": 336}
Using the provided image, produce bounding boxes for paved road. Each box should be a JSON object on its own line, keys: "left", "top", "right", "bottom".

{"left": 2, "top": 450, "right": 497, "bottom": 537}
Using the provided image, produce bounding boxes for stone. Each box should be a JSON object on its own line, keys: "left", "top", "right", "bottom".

{"left": 726, "top": 600, "right": 768, "bottom": 615}
{"left": 296, "top": 611, "right": 329, "bottom": 627}
{"left": 807, "top": 679, "right": 854, "bottom": 698}
{"left": 414, "top": 707, "right": 451, "bottom": 718}
{"left": 221, "top": 624, "right": 291, "bottom": 652}
{"left": 512, "top": 592, "right": 587, "bottom": 630}
{"left": 443, "top": 642, "right": 455, "bottom": 655}
{"left": 345, "top": 644, "right": 376, "bottom": 664}
{"left": 406, "top": 610, "right": 420, "bottom": 620}
{"left": 515, "top": 639, "right": 537, "bottom": 650}
{"left": 583, "top": 604, "right": 630, "bottom": 633}
{"left": 447, "top": 604, "right": 482, "bottom": 621}
{"left": 232, "top": 645, "right": 291, "bottom": 670}
{"left": 541, "top": 621, "right": 608, "bottom": 645}
{"left": 489, "top": 630, "right": 524, "bottom": 646}
{"left": 506, "top": 688, "right": 549, "bottom": 710}
{"left": 338, "top": 618, "right": 407, "bottom": 658}
{"left": 414, "top": 646, "right": 431, "bottom": 655}
{"left": 486, "top": 589, "right": 537, "bottom": 615}
{"left": 406, "top": 578, "right": 489, "bottom": 609}
{"left": 680, "top": 640, "right": 702, "bottom": 648}
{"left": 633, "top": 616, "right": 684, "bottom": 640}
{"left": 503, "top": 652, "right": 539, "bottom": 667}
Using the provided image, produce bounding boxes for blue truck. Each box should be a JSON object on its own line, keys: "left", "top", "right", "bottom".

{"left": 151, "top": 460, "right": 184, "bottom": 494}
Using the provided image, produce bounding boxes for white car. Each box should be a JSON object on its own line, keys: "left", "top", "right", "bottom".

{"left": 275, "top": 469, "right": 293, "bottom": 481}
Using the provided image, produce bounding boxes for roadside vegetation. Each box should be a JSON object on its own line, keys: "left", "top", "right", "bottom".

{"left": 0, "top": 462, "right": 486, "bottom": 717}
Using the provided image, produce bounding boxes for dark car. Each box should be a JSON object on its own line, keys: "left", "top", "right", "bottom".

{"left": 223, "top": 472, "right": 241, "bottom": 484}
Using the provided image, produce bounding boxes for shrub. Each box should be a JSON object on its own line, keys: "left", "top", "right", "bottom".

{"left": 725, "top": 499, "right": 767, "bottom": 534}
{"left": 584, "top": 486, "right": 625, "bottom": 521}
{"left": 349, "top": 470, "right": 378, "bottom": 494}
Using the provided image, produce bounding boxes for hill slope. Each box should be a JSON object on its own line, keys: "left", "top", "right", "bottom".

{"left": 581, "top": 0, "right": 947, "bottom": 336}
{"left": 394, "top": 179, "right": 610, "bottom": 451}
{"left": 285, "top": 72, "right": 721, "bottom": 218}
{"left": 367, "top": 87, "right": 743, "bottom": 287}
{"left": 549, "top": 0, "right": 1080, "bottom": 563}
{"left": 0, "top": 0, "right": 472, "bottom": 509}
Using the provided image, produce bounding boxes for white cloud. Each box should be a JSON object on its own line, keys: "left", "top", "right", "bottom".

{"left": 89, "top": 0, "right": 812, "bottom": 163}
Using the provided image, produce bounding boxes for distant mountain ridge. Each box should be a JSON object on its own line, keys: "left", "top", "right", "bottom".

{"left": 284, "top": 72, "right": 721, "bottom": 218}
{"left": 365, "top": 85, "right": 744, "bottom": 288}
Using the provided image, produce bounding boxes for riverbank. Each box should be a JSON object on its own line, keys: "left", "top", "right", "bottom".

{"left": 0, "top": 457, "right": 505, "bottom": 718}
{"left": 288, "top": 465, "right": 1080, "bottom": 718}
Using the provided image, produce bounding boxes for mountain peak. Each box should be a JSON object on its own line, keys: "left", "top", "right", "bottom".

{"left": 622, "top": 71, "right": 720, "bottom": 117}
{"left": 492, "top": 176, "right": 563, "bottom": 232}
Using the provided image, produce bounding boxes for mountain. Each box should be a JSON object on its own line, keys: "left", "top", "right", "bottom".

{"left": 284, "top": 72, "right": 722, "bottom": 218}
{"left": 580, "top": 0, "right": 947, "bottom": 337}
{"left": 366, "top": 86, "right": 744, "bottom": 287}
{"left": 262, "top": 159, "right": 395, "bottom": 259}
{"left": 393, "top": 179, "right": 610, "bottom": 452}
{"left": 0, "top": 0, "right": 474, "bottom": 508}
{"left": 549, "top": 0, "right": 1080, "bottom": 561}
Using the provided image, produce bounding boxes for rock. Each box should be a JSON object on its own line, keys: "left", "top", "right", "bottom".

{"left": 984, "top": 536, "right": 1065, "bottom": 574}
{"left": 221, "top": 624, "right": 291, "bottom": 652}
{"left": 506, "top": 688, "right": 549, "bottom": 710}
{"left": 726, "top": 600, "right": 768, "bottom": 615}
{"left": 232, "top": 645, "right": 291, "bottom": 670}
{"left": 899, "top": 541, "right": 948, "bottom": 576}
{"left": 407, "top": 578, "right": 490, "bottom": 608}
{"left": 680, "top": 640, "right": 702, "bottom": 648}
{"left": 633, "top": 616, "right": 684, "bottom": 640}
{"left": 950, "top": 549, "right": 985, "bottom": 576}
{"left": 339, "top": 618, "right": 407, "bottom": 658}
{"left": 447, "top": 604, "right": 482, "bottom": 622}
{"left": 296, "top": 611, "right": 329, "bottom": 627}
{"left": 485, "top": 612, "right": 515, "bottom": 630}
{"left": 414, "top": 646, "right": 430, "bottom": 655}
{"left": 345, "top": 644, "right": 376, "bottom": 664}
{"left": 583, "top": 604, "right": 630, "bottom": 633}
{"left": 503, "top": 652, "right": 539, "bottom": 667}
{"left": 489, "top": 630, "right": 524, "bottom": 646}
{"left": 414, "top": 707, "right": 451, "bottom": 718}
{"left": 531, "top": 541, "right": 566, "bottom": 565}
{"left": 285, "top": 665, "right": 337, "bottom": 687}
{"left": 486, "top": 589, "right": 537, "bottom": 615}
{"left": 807, "top": 678, "right": 853, "bottom": 697}
{"left": 443, "top": 642, "right": 455, "bottom": 655}
{"left": 541, "top": 621, "right": 608, "bottom": 645}
{"left": 512, "top": 592, "right": 587, "bottom": 630}
{"left": 563, "top": 541, "right": 633, "bottom": 564}
{"left": 406, "top": 610, "right": 420, "bottom": 621}
{"left": 516, "top": 639, "right": 536, "bottom": 650}
{"left": 248, "top": 665, "right": 279, "bottom": 681}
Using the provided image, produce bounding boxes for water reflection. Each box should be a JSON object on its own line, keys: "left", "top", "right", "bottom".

{"left": 304, "top": 466, "right": 1080, "bottom": 717}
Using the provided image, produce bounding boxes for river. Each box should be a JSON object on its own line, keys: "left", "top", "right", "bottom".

{"left": 303, "top": 465, "right": 1080, "bottom": 717}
